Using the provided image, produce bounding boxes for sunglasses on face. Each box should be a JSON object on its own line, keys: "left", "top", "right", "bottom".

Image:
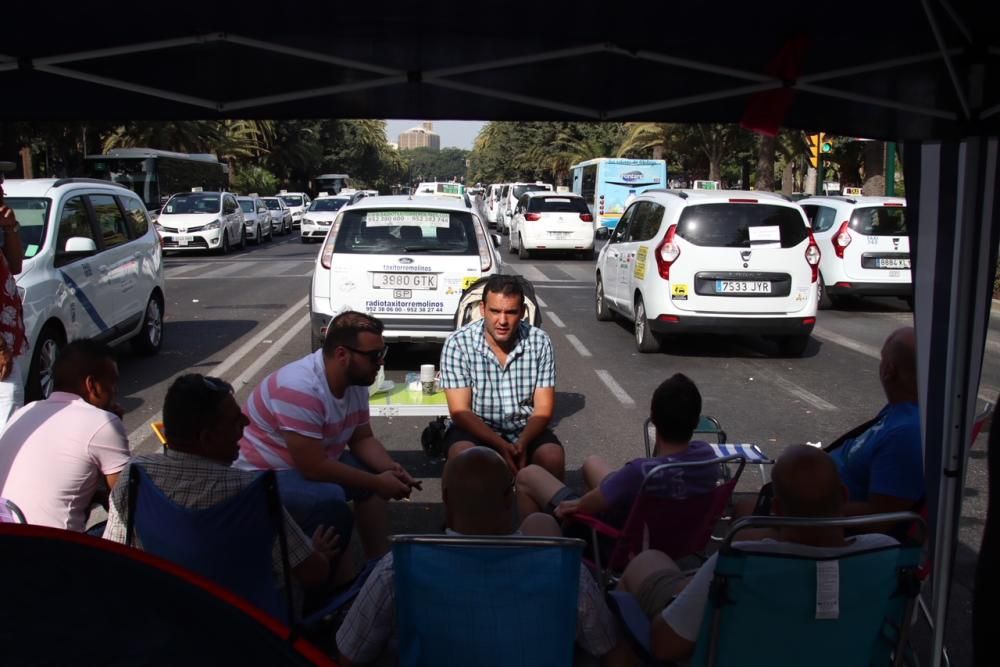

{"left": 343, "top": 345, "right": 389, "bottom": 363}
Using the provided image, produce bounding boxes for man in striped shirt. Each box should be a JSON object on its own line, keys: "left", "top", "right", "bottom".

{"left": 439, "top": 275, "right": 563, "bottom": 480}
{"left": 236, "top": 311, "right": 417, "bottom": 558}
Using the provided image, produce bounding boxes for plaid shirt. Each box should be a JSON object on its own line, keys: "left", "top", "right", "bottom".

{"left": 336, "top": 550, "right": 619, "bottom": 663}
{"left": 104, "top": 451, "right": 314, "bottom": 582}
{"left": 439, "top": 320, "right": 556, "bottom": 437}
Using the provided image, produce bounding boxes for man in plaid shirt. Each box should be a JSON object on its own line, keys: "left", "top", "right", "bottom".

{"left": 440, "top": 275, "right": 564, "bottom": 480}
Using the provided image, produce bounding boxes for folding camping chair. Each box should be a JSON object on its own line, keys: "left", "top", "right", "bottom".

{"left": 454, "top": 275, "right": 543, "bottom": 329}
{"left": 0, "top": 497, "right": 26, "bottom": 524}
{"left": 609, "top": 512, "right": 925, "bottom": 667}
{"left": 569, "top": 455, "right": 746, "bottom": 591}
{"left": 644, "top": 417, "right": 773, "bottom": 485}
{"left": 391, "top": 534, "right": 584, "bottom": 667}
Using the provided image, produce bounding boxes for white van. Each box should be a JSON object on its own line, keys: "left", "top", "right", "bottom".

{"left": 4, "top": 178, "right": 166, "bottom": 399}
{"left": 499, "top": 182, "right": 553, "bottom": 234}
{"left": 309, "top": 195, "right": 501, "bottom": 348}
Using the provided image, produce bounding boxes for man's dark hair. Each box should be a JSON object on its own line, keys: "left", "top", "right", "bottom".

{"left": 481, "top": 274, "right": 526, "bottom": 307}
{"left": 52, "top": 339, "right": 115, "bottom": 393}
{"left": 322, "top": 311, "right": 385, "bottom": 356}
{"left": 650, "top": 373, "right": 702, "bottom": 442}
{"left": 163, "top": 374, "right": 234, "bottom": 443}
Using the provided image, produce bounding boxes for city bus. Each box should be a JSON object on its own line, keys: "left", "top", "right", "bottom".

{"left": 313, "top": 173, "right": 351, "bottom": 196}
{"left": 85, "top": 148, "right": 229, "bottom": 213}
{"left": 570, "top": 158, "right": 667, "bottom": 231}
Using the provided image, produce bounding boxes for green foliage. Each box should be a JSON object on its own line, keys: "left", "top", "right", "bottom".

{"left": 232, "top": 165, "right": 279, "bottom": 195}
{"left": 401, "top": 147, "right": 470, "bottom": 182}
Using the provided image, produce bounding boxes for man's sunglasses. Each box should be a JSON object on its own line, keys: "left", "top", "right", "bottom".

{"left": 343, "top": 345, "right": 389, "bottom": 363}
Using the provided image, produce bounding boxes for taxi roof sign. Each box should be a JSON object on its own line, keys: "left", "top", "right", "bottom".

{"left": 843, "top": 186, "right": 863, "bottom": 196}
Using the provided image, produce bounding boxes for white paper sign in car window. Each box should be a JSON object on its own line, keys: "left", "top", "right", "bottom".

{"left": 367, "top": 211, "right": 451, "bottom": 228}
{"left": 748, "top": 225, "right": 781, "bottom": 247}
{"left": 546, "top": 198, "right": 571, "bottom": 203}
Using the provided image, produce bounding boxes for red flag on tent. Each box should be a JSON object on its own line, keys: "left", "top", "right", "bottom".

{"left": 741, "top": 36, "right": 808, "bottom": 137}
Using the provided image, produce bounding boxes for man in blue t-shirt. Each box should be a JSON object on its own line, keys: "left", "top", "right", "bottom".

{"left": 830, "top": 326, "right": 925, "bottom": 515}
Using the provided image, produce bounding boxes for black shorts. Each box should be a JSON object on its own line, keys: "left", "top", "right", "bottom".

{"left": 442, "top": 425, "right": 563, "bottom": 460}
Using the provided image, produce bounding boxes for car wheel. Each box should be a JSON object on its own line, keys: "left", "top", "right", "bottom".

{"left": 507, "top": 233, "right": 517, "bottom": 255}
{"left": 903, "top": 295, "right": 914, "bottom": 311}
{"left": 518, "top": 237, "right": 530, "bottom": 260}
{"left": 131, "top": 293, "right": 164, "bottom": 356}
{"left": 25, "top": 324, "right": 64, "bottom": 402}
{"left": 581, "top": 247, "right": 595, "bottom": 261}
{"left": 595, "top": 277, "right": 614, "bottom": 321}
{"left": 219, "top": 231, "right": 231, "bottom": 255}
{"left": 634, "top": 296, "right": 661, "bottom": 353}
{"left": 266, "top": 224, "right": 273, "bottom": 241}
{"left": 818, "top": 275, "right": 833, "bottom": 310}
{"left": 777, "top": 334, "right": 810, "bottom": 358}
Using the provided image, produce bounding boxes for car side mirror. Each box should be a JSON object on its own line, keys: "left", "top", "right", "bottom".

{"left": 63, "top": 237, "right": 98, "bottom": 253}
{"left": 595, "top": 227, "right": 610, "bottom": 240}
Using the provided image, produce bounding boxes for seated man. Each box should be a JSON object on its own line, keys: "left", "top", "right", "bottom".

{"left": 618, "top": 445, "right": 897, "bottom": 663}
{"left": 236, "top": 311, "right": 418, "bottom": 558}
{"left": 516, "top": 373, "right": 718, "bottom": 527}
{"left": 0, "top": 339, "right": 128, "bottom": 533}
{"left": 103, "top": 375, "right": 349, "bottom": 608}
{"left": 335, "top": 447, "right": 622, "bottom": 666}
{"left": 440, "top": 274, "right": 563, "bottom": 479}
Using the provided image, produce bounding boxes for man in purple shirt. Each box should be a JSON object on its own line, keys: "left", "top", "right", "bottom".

{"left": 516, "top": 373, "right": 718, "bottom": 527}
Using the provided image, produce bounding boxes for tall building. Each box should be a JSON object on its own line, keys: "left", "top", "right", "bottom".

{"left": 398, "top": 121, "right": 441, "bottom": 151}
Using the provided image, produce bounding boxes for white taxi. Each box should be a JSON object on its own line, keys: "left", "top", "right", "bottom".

{"left": 157, "top": 191, "right": 245, "bottom": 253}
{"left": 309, "top": 196, "right": 501, "bottom": 348}
{"left": 301, "top": 195, "right": 352, "bottom": 243}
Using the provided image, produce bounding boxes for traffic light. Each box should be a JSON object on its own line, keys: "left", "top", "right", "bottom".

{"left": 807, "top": 133, "right": 821, "bottom": 168}
{"left": 820, "top": 134, "right": 833, "bottom": 153}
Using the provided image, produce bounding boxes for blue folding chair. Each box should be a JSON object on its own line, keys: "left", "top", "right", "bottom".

{"left": 125, "top": 464, "right": 295, "bottom": 624}
{"left": 610, "top": 512, "right": 925, "bottom": 667}
{"left": 392, "top": 534, "right": 584, "bottom": 667}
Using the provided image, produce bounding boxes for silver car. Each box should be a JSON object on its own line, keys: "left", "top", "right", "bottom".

{"left": 238, "top": 196, "right": 273, "bottom": 245}
{"left": 261, "top": 196, "right": 293, "bottom": 235}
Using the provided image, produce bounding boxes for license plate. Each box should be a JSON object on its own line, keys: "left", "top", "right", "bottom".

{"left": 877, "top": 258, "right": 910, "bottom": 269}
{"left": 547, "top": 231, "right": 572, "bottom": 238}
{"left": 716, "top": 280, "right": 772, "bottom": 294}
{"left": 372, "top": 273, "right": 438, "bottom": 290}
{"left": 393, "top": 289, "right": 412, "bottom": 299}
{"left": 177, "top": 234, "right": 194, "bottom": 246}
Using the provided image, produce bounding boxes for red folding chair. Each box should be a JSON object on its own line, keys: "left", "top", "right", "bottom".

{"left": 569, "top": 455, "right": 746, "bottom": 590}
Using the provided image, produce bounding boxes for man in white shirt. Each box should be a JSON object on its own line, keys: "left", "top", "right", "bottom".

{"left": 0, "top": 339, "right": 128, "bottom": 532}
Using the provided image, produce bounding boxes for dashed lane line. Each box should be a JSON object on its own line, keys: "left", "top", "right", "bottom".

{"left": 126, "top": 295, "right": 310, "bottom": 454}
{"left": 534, "top": 295, "right": 548, "bottom": 308}
{"left": 770, "top": 375, "right": 838, "bottom": 412}
{"left": 595, "top": 370, "right": 635, "bottom": 406}
{"left": 547, "top": 312, "right": 566, "bottom": 328}
{"left": 564, "top": 334, "right": 592, "bottom": 358}
{"left": 231, "top": 315, "right": 311, "bottom": 391}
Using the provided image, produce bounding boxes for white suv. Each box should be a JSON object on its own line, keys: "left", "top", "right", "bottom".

{"left": 594, "top": 190, "right": 820, "bottom": 356}
{"left": 157, "top": 191, "right": 245, "bottom": 253}
{"left": 509, "top": 191, "right": 595, "bottom": 260}
{"left": 799, "top": 196, "right": 910, "bottom": 309}
{"left": 3, "top": 178, "right": 166, "bottom": 399}
{"left": 310, "top": 195, "right": 501, "bottom": 348}
{"left": 500, "top": 182, "right": 553, "bottom": 235}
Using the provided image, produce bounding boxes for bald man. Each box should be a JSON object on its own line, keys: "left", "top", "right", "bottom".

{"left": 618, "top": 446, "right": 898, "bottom": 664}
{"left": 335, "top": 447, "right": 621, "bottom": 666}
{"left": 830, "top": 326, "right": 924, "bottom": 517}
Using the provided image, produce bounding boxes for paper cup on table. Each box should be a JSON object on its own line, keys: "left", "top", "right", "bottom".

{"left": 420, "top": 364, "right": 436, "bottom": 395}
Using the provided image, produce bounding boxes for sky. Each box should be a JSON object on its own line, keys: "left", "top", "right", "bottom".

{"left": 384, "top": 120, "right": 486, "bottom": 150}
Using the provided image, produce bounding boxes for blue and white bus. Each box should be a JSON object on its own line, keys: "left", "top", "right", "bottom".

{"left": 570, "top": 158, "right": 668, "bottom": 231}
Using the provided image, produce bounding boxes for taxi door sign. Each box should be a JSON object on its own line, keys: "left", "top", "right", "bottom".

{"left": 461, "top": 275, "right": 480, "bottom": 290}
{"left": 634, "top": 246, "right": 648, "bottom": 280}
{"left": 672, "top": 283, "right": 689, "bottom": 300}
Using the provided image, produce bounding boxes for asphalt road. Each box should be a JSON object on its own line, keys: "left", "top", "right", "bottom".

{"left": 113, "top": 229, "right": 997, "bottom": 663}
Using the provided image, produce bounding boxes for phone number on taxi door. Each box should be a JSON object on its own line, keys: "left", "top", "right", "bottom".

{"left": 365, "top": 299, "right": 446, "bottom": 314}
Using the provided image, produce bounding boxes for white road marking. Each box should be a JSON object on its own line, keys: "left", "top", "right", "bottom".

{"left": 127, "top": 295, "right": 310, "bottom": 454}
{"left": 515, "top": 265, "right": 548, "bottom": 283}
{"left": 195, "top": 262, "right": 253, "bottom": 279}
{"left": 770, "top": 375, "right": 838, "bottom": 411}
{"left": 534, "top": 295, "right": 547, "bottom": 307}
{"left": 595, "top": 369, "right": 635, "bottom": 406}
{"left": 231, "top": 315, "right": 310, "bottom": 390}
{"left": 562, "top": 264, "right": 597, "bottom": 282}
{"left": 547, "top": 312, "right": 566, "bottom": 328}
{"left": 564, "top": 334, "right": 592, "bottom": 357}
{"left": 165, "top": 263, "right": 211, "bottom": 278}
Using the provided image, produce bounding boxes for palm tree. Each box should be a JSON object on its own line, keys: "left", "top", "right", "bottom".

{"left": 617, "top": 122, "right": 672, "bottom": 160}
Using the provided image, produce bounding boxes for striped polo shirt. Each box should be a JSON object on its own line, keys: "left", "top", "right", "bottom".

{"left": 235, "top": 350, "right": 369, "bottom": 471}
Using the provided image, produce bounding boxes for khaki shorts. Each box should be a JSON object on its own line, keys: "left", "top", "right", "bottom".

{"left": 635, "top": 568, "right": 689, "bottom": 617}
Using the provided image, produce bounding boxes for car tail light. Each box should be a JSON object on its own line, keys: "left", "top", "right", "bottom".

{"left": 832, "top": 221, "right": 852, "bottom": 258}
{"left": 728, "top": 198, "right": 758, "bottom": 204}
{"left": 657, "top": 314, "right": 680, "bottom": 323}
{"left": 802, "top": 317, "right": 816, "bottom": 326}
{"left": 473, "top": 220, "right": 493, "bottom": 271}
{"left": 319, "top": 218, "right": 343, "bottom": 269}
{"left": 805, "top": 231, "right": 821, "bottom": 282}
{"left": 580, "top": 213, "right": 593, "bottom": 222}
{"left": 524, "top": 213, "right": 541, "bottom": 221}
{"left": 655, "top": 224, "right": 680, "bottom": 280}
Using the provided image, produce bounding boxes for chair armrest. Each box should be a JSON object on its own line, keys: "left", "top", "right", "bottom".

{"left": 569, "top": 513, "right": 622, "bottom": 540}
{"left": 607, "top": 590, "right": 653, "bottom": 657}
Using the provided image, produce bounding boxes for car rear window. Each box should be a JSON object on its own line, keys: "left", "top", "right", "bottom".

{"left": 311, "top": 199, "right": 348, "bottom": 212}
{"left": 512, "top": 184, "right": 548, "bottom": 199}
{"left": 675, "top": 203, "right": 809, "bottom": 248}
{"left": 527, "top": 197, "right": 589, "bottom": 214}
{"left": 262, "top": 199, "right": 281, "bottom": 210}
{"left": 850, "top": 206, "right": 907, "bottom": 236}
{"left": 238, "top": 200, "right": 255, "bottom": 213}
{"left": 334, "top": 210, "right": 478, "bottom": 255}
{"left": 279, "top": 195, "right": 304, "bottom": 207}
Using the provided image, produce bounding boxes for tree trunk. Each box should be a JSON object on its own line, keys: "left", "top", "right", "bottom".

{"left": 804, "top": 166, "right": 817, "bottom": 195}
{"left": 19, "top": 146, "right": 32, "bottom": 179}
{"left": 652, "top": 145, "right": 665, "bottom": 160}
{"left": 755, "top": 134, "right": 776, "bottom": 191}
{"left": 781, "top": 162, "right": 794, "bottom": 195}
{"left": 862, "top": 141, "right": 886, "bottom": 195}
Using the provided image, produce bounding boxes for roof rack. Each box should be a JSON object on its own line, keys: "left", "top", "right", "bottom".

{"left": 641, "top": 189, "right": 688, "bottom": 199}
{"left": 52, "top": 177, "right": 123, "bottom": 188}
